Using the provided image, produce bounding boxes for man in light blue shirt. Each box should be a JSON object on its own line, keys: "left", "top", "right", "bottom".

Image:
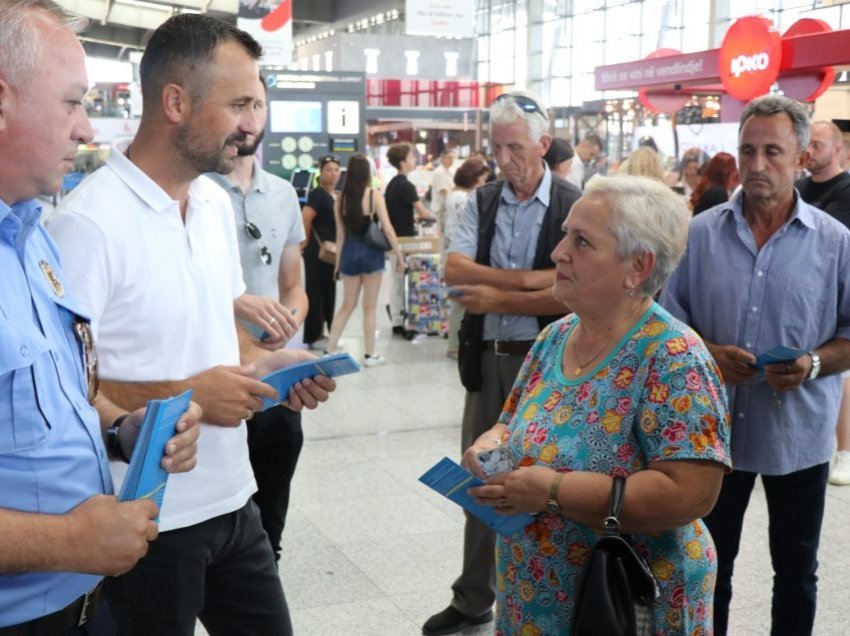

{"left": 0, "top": 2, "right": 200, "bottom": 632}
{"left": 661, "top": 95, "right": 850, "bottom": 636}
{"left": 423, "top": 92, "right": 580, "bottom": 636}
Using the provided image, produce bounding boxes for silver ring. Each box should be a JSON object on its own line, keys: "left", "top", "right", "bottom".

{"left": 246, "top": 409, "right": 254, "bottom": 420}
{"left": 497, "top": 497, "right": 509, "bottom": 510}
{"left": 268, "top": 317, "right": 277, "bottom": 325}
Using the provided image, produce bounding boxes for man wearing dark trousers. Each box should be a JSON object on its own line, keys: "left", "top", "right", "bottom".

{"left": 207, "top": 75, "right": 308, "bottom": 563}
{"left": 662, "top": 96, "right": 850, "bottom": 636}
{"left": 423, "top": 91, "right": 580, "bottom": 635}
{"left": 0, "top": 4, "right": 201, "bottom": 632}
{"left": 49, "top": 15, "right": 335, "bottom": 635}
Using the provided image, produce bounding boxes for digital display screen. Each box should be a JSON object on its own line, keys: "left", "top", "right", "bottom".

{"left": 269, "top": 101, "right": 323, "bottom": 133}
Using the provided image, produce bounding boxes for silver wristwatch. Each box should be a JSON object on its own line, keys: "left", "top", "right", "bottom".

{"left": 807, "top": 351, "right": 821, "bottom": 380}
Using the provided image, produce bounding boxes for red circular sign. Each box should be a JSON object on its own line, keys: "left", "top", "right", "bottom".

{"left": 638, "top": 49, "right": 691, "bottom": 114}
{"left": 778, "top": 18, "right": 835, "bottom": 102}
{"left": 719, "top": 16, "right": 782, "bottom": 101}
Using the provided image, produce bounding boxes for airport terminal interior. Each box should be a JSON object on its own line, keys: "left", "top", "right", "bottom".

{"left": 12, "top": 0, "right": 850, "bottom": 634}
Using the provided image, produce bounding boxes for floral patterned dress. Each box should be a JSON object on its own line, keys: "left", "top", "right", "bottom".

{"left": 495, "top": 303, "right": 731, "bottom": 636}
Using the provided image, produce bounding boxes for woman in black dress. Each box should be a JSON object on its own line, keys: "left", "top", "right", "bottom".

{"left": 690, "top": 152, "right": 739, "bottom": 215}
{"left": 301, "top": 156, "right": 340, "bottom": 349}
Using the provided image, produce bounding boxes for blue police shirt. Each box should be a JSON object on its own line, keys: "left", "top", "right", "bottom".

{"left": 0, "top": 198, "right": 112, "bottom": 627}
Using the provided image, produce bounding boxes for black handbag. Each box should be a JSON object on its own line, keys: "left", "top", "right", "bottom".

{"left": 571, "top": 476, "right": 658, "bottom": 636}
{"left": 363, "top": 190, "right": 391, "bottom": 252}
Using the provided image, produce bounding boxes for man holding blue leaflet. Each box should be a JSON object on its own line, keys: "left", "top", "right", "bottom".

{"left": 661, "top": 95, "right": 850, "bottom": 636}
{"left": 49, "top": 13, "right": 335, "bottom": 636}
{"left": 0, "top": 1, "right": 200, "bottom": 632}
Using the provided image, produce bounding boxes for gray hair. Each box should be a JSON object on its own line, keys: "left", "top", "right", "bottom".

{"left": 584, "top": 175, "right": 690, "bottom": 296}
{"left": 490, "top": 91, "right": 550, "bottom": 144}
{"left": 740, "top": 95, "right": 810, "bottom": 151}
{"left": 0, "top": 0, "right": 87, "bottom": 92}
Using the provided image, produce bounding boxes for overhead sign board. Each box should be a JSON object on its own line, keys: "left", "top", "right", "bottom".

{"left": 405, "top": 0, "right": 475, "bottom": 38}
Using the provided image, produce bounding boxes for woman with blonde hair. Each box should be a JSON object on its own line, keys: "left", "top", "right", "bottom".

{"left": 620, "top": 146, "right": 666, "bottom": 181}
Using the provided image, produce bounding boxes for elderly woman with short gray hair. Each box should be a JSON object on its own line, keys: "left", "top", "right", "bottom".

{"left": 465, "top": 175, "right": 732, "bottom": 634}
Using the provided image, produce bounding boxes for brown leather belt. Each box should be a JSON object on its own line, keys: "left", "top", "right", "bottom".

{"left": 0, "top": 580, "right": 103, "bottom": 635}
{"left": 482, "top": 339, "right": 535, "bottom": 356}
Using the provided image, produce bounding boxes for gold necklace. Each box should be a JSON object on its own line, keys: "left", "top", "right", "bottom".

{"left": 569, "top": 325, "right": 617, "bottom": 376}
{"left": 569, "top": 298, "right": 647, "bottom": 376}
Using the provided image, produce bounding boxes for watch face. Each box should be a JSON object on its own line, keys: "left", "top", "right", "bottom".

{"left": 546, "top": 500, "right": 561, "bottom": 515}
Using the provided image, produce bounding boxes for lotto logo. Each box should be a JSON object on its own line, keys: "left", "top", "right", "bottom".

{"left": 730, "top": 53, "right": 771, "bottom": 77}
{"left": 719, "top": 16, "right": 782, "bottom": 100}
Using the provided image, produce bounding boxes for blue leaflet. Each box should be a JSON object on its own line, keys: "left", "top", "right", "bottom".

{"left": 259, "top": 352, "right": 361, "bottom": 411}
{"left": 755, "top": 346, "right": 806, "bottom": 370}
{"left": 419, "top": 457, "right": 536, "bottom": 537}
{"left": 118, "top": 390, "right": 193, "bottom": 516}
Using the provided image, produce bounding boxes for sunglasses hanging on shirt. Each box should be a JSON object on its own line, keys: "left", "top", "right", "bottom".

{"left": 243, "top": 221, "right": 273, "bottom": 266}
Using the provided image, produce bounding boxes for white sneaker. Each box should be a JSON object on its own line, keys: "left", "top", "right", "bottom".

{"left": 309, "top": 337, "right": 328, "bottom": 351}
{"left": 363, "top": 354, "right": 386, "bottom": 368}
{"left": 829, "top": 450, "right": 850, "bottom": 486}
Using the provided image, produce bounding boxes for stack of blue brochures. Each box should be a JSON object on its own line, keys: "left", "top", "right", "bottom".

{"left": 259, "top": 352, "right": 361, "bottom": 411}
{"left": 754, "top": 346, "right": 806, "bottom": 370}
{"left": 118, "top": 390, "right": 193, "bottom": 512}
{"left": 419, "top": 457, "right": 537, "bottom": 537}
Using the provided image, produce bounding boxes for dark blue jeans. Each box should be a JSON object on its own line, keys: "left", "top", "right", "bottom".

{"left": 704, "top": 462, "right": 829, "bottom": 636}
{"left": 105, "top": 500, "right": 291, "bottom": 636}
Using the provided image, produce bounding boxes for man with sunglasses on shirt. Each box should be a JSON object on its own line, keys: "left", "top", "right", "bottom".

{"left": 206, "top": 74, "right": 308, "bottom": 564}
{"left": 0, "top": 2, "right": 201, "bottom": 633}
{"left": 423, "top": 91, "right": 580, "bottom": 635}
{"left": 49, "top": 14, "right": 335, "bottom": 636}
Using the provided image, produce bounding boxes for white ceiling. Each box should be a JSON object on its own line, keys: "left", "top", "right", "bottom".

{"left": 58, "top": 0, "right": 237, "bottom": 32}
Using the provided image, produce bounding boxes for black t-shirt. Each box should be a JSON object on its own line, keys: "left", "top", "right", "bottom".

{"left": 306, "top": 187, "right": 336, "bottom": 242}
{"left": 384, "top": 174, "right": 419, "bottom": 237}
{"left": 796, "top": 172, "right": 850, "bottom": 230}
{"left": 693, "top": 186, "right": 729, "bottom": 215}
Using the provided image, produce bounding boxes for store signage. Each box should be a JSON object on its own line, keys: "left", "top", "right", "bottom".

{"left": 777, "top": 18, "right": 835, "bottom": 102}
{"left": 718, "top": 16, "right": 781, "bottom": 101}
{"left": 638, "top": 49, "right": 691, "bottom": 114}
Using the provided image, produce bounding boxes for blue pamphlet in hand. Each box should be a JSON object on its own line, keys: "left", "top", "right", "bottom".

{"left": 755, "top": 346, "right": 806, "bottom": 370}
{"left": 118, "top": 390, "right": 193, "bottom": 514}
{"left": 259, "top": 352, "right": 360, "bottom": 411}
{"left": 419, "top": 457, "right": 536, "bottom": 537}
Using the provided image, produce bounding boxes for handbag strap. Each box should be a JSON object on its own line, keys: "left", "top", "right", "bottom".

{"left": 369, "top": 189, "right": 375, "bottom": 219}
{"left": 602, "top": 476, "right": 626, "bottom": 537}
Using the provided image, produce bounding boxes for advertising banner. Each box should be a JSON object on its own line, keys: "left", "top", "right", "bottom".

{"left": 238, "top": 0, "right": 293, "bottom": 66}
{"left": 405, "top": 0, "right": 475, "bottom": 38}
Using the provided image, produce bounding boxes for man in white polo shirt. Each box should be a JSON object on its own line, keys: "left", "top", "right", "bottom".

{"left": 48, "top": 14, "right": 334, "bottom": 636}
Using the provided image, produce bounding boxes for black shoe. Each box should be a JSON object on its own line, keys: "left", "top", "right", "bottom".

{"left": 422, "top": 606, "right": 493, "bottom": 636}
{"left": 392, "top": 326, "right": 406, "bottom": 336}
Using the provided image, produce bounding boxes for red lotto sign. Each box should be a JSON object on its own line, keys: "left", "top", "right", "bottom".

{"left": 719, "top": 16, "right": 782, "bottom": 101}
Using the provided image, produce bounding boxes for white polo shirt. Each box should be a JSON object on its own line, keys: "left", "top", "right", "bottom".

{"left": 48, "top": 138, "right": 255, "bottom": 532}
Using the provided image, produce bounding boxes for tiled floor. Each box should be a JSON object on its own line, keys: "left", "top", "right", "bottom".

{"left": 205, "top": 281, "right": 850, "bottom": 635}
